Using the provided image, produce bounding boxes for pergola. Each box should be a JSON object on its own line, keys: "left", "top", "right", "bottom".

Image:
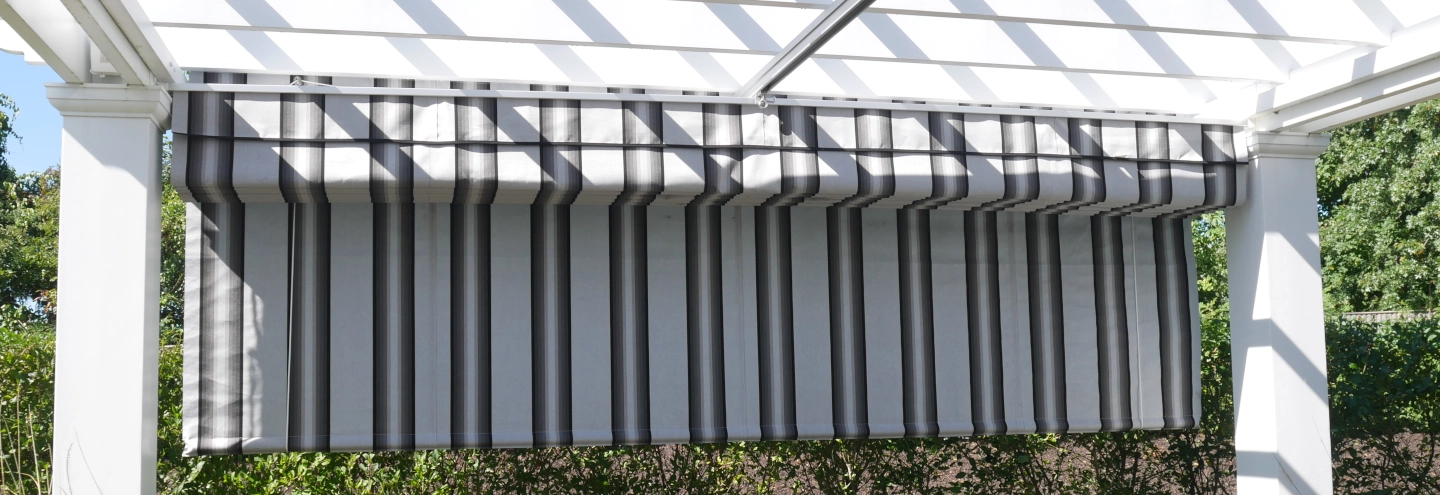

{"left": 4, "top": 1, "right": 1440, "bottom": 494}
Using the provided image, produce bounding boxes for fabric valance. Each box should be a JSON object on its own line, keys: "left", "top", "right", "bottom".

{"left": 171, "top": 73, "right": 1246, "bottom": 215}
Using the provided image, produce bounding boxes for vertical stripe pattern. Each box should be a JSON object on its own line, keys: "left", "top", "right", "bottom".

{"left": 179, "top": 76, "right": 1223, "bottom": 454}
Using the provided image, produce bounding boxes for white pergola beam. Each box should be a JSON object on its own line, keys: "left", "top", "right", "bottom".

{"left": 816, "top": 13, "right": 1346, "bottom": 83}
{"left": 729, "top": 0, "right": 871, "bottom": 98}
{"left": 155, "top": 26, "right": 773, "bottom": 91}
{"left": 1208, "top": 16, "right": 1440, "bottom": 126}
{"left": 675, "top": 0, "right": 1404, "bottom": 46}
{"left": 60, "top": 0, "right": 154, "bottom": 84}
{"left": 1253, "top": 56, "right": 1440, "bottom": 132}
{"left": 771, "top": 56, "right": 1247, "bottom": 115}
{"left": 96, "top": 0, "right": 182, "bottom": 83}
{"left": 138, "top": 0, "right": 817, "bottom": 55}
{"left": 0, "top": 0, "right": 91, "bottom": 82}
{"left": 152, "top": 24, "right": 1244, "bottom": 116}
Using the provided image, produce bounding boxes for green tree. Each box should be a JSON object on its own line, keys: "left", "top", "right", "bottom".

{"left": 1317, "top": 101, "right": 1440, "bottom": 312}
{"left": 0, "top": 95, "right": 60, "bottom": 324}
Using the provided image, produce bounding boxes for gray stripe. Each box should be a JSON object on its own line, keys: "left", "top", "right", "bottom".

{"left": 770, "top": 106, "right": 819, "bottom": 207}
{"left": 965, "top": 210, "right": 1005, "bottom": 435}
{"left": 1038, "top": 119, "right": 1105, "bottom": 215}
{"left": 827, "top": 206, "right": 868, "bottom": 439}
{"left": 1154, "top": 217, "right": 1196, "bottom": 429}
{"left": 198, "top": 202, "right": 245, "bottom": 454}
{"left": 623, "top": 98, "right": 663, "bottom": 145}
{"left": 898, "top": 208, "right": 938, "bottom": 437}
{"left": 981, "top": 116, "right": 1039, "bottom": 211}
{"left": 533, "top": 204, "right": 573, "bottom": 447}
{"left": 1026, "top": 213, "right": 1068, "bottom": 433}
{"left": 373, "top": 203, "right": 414, "bottom": 450}
{"left": 755, "top": 206, "right": 797, "bottom": 440}
{"left": 686, "top": 205, "right": 727, "bottom": 443}
{"left": 1092, "top": 214, "right": 1133, "bottom": 432}
{"left": 287, "top": 203, "right": 330, "bottom": 452}
{"left": 611, "top": 204, "right": 649, "bottom": 444}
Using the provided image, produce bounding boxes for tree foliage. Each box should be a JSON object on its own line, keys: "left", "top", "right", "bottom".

{"left": 0, "top": 96, "right": 60, "bottom": 324}
{"left": 1318, "top": 101, "right": 1440, "bottom": 312}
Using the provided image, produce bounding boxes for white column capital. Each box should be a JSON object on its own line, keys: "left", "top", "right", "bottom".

{"left": 46, "top": 83, "right": 172, "bottom": 129}
{"left": 1246, "top": 132, "right": 1331, "bottom": 160}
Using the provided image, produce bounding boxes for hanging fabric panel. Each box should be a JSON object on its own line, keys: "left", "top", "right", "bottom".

{"left": 177, "top": 73, "right": 1244, "bottom": 455}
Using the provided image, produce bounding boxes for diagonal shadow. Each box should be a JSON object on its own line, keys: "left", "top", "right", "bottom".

{"left": 228, "top": 30, "right": 302, "bottom": 72}
{"left": 858, "top": 13, "right": 928, "bottom": 60}
{"left": 389, "top": 37, "right": 457, "bottom": 78}
{"left": 1235, "top": 450, "right": 1325, "bottom": 495}
{"left": 706, "top": 3, "right": 783, "bottom": 52}
{"left": 393, "top": 0, "right": 465, "bottom": 36}
{"left": 224, "top": 0, "right": 291, "bottom": 28}
{"left": 553, "top": 0, "right": 630, "bottom": 44}
{"left": 950, "top": 0, "right": 1120, "bottom": 107}
{"left": 537, "top": 44, "right": 604, "bottom": 85}
{"left": 1353, "top": 0, "right": 1402, "bottom": 34}
{"left": 1224, "top": 0, "right": 1301, "bottom": 71}
{"left": 1092, "top": 0, "right": 1215, "bottom": 101}
{"left": 814, "top": 58, "right": 875, "bottom": 95}
{"left": 680, "top": 51, "right": 742, "bottom": 89}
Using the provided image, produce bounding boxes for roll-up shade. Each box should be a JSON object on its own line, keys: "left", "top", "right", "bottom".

{"left": 179, "top": 73, "right": 1242, "bottom": 455}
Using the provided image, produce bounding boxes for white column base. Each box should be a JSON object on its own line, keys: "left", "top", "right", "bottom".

{"left": 47, "top": 83, "right": 170, "bottom": 495}
{"left": 1229, "top": 132, "right": 1333, "bottom": 495}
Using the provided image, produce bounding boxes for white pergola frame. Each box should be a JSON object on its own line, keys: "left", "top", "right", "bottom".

{"left": 6, "top": 1, "right": 1440, "bottom": 494}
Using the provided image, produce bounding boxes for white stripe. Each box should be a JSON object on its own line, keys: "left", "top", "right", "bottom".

{"left": 723, "top": 206, "right": 761, "bottom": 441}
{"left": 489, "top": 204, "right": 533, "bottom": 448}
{"left": 182, "top": 203, "right": 203, "bottom": 455}
{"left": 1058, "top": 215, "right": 1102, "bottom": 433}
{"left": 996, "top": 212, "right": 1037, "bottom": 434}
{"left": 790, "top": 206, "right": 834, "bottom": 440}
{"left": 929, "top": 210, "right": 973, "bottom": 436}
{"left": 648, "top": 206, "right": 691, "bottom": 444}
{"left": 569, "top": 205, "right": 612, "bottom": 446}
{"left": 241, "top": 203, "right": 290, "bottom": 453}
{"left": 414, "top": 204, "right": 452, "bottom": 448}
{"left": 329, "top": 204, "right": 374, "bottom": 451}
{"left": 861, "top": 208, "right": 905, "bottom": 438}
{"left": 1129, "top": 218, "right": 1166, "bottom": 430}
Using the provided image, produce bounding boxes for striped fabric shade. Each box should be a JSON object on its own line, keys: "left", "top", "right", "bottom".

{"left": 179, "top": 73, "right": 1244, "bottom": 455}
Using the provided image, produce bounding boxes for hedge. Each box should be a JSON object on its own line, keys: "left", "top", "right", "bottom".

{"left": 3, "top": 315, "right": 1437, "bottom": 494}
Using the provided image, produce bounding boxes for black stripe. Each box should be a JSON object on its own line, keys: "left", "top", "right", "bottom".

{"left": 898, "top": 208, "right": 938, "bottom": 437}
{"left": 965, "top": 210, "right": 1006, "bottom": 435}
{"left": 756, "top": 206, "right": 797, "bottom": 440}
{"left": 686, "top": 205, "right": 727, "bottom": 443}
{"left": 827, "top": 206, "right": 869, "bottom": 439}
{"left": 1155, "top": 217, "right": 1196, "bottom": 429}
{"left": 373, "top": 203, "right": 415, "bottom": 451}
{"left": 610, "top": 205, "right": 650, "bottom": 445}
{"left": 1092, "top": 215, "right": 1133, "bottom": 432}
{"left": 1026, "top": 213, "right": 1068, "bottom": 433}
{"left": 198, "top": 202, "right": 245, "bottom": 454}
{"left": 450, "top": 204, "right": 492, "bottom": 448}
{"left": 288, "top": 203, "right": 331, "bottom": 452}
{"left": 533, "top": 204, "right": 574, "bottom": 447}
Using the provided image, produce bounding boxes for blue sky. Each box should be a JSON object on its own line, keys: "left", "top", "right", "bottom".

{"left": 0, "top": 52, "right": 62, "bottom": 174}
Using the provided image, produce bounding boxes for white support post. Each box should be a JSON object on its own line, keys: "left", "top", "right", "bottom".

{"left": 47, "top": 83, "right": 170, "bottom": 495}
{"left": 1229, "top": 132, "right": 1333, "bottom": 495}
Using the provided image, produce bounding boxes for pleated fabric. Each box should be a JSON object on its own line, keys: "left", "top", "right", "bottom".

{"left": 181, "top": 73, "right": 1225, "bottom": 455}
